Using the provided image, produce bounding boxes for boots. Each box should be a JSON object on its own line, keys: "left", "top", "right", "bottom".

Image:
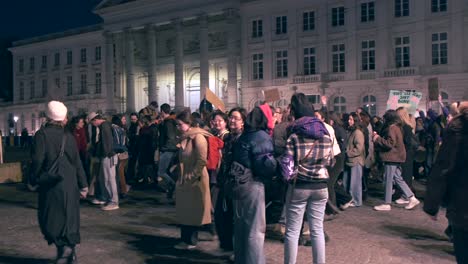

{"left": 55, "top": 245, "right": 77, "bottom": 264}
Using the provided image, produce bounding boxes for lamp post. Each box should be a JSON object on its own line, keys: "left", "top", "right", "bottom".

{"left": 13, "top": 116, "right": 18, "bottom": 136}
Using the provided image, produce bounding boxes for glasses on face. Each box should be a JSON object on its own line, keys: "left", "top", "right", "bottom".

{"left": 229, "top": 116, "right": 242, "bottom": 121}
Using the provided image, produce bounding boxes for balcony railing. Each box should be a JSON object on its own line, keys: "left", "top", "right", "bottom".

{"left": 292, "top": 74, "right": 322, "bottom": 84}
{"left": 383, "top": 67, "right": 419, "bottom": 78}
{"left": 359, "top": 71, "right": 377, "bottom": 80}
{"left": 324, "top": 73, "right": 345, "bottom": 82}
{"left": 273, "top": 78, "right": 288, "bottom": 86}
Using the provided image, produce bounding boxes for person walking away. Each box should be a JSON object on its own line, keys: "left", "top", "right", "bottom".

{"left": 31, "top": 101, "right": 88, "bottom": 264}
{"left": 373, "top": 110, "right": 419, "bottom": 211}
{"left": 111, "top": 114, "right": 130, "bottom": 197}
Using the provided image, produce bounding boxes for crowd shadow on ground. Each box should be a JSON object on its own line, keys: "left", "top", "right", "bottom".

{"left": 123, "top": 232, "right": 231, "bottom": 264}
{"left": 382, "top": 224, "right": 454, "bottom": 261}
{"left": 0, "top": 254, "right": 49, "bottom": 264}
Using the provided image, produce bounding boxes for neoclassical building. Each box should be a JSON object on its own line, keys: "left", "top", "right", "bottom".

{"left": 2, "top": 0, "right": 468, "bottom": 134}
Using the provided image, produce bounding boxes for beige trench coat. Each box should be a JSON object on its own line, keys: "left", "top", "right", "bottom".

{"left": 175, "top": 127, "right": 212, "bottom": 226}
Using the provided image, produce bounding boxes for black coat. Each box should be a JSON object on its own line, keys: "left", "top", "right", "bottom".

{"left": 31, "top": 124, "right": 87, "bottom": 246}
{"left": 424, "top": 111, "right": 468, "bottom": 230}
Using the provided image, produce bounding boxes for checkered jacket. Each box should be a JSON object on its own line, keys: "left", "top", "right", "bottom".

{"left": 285, "top": 133, "right": 333, "bottom": 182}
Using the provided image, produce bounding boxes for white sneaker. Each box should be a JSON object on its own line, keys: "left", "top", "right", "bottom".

{"left": 340, "top": 201, "right": 353, "bottom": 210}
{"left": 90, "top": 198, "right": 106, "bottom": 205}
{"left": 374, "top": 204, "right": 391, "bottom": 211}
{"left": 174, "top": 242, "right": 196, "bottom": 250}
{"left": 405, "top": 196, "right": 420, "bottom": 210}
{"left": 101, "top": 203, "right": 119, "bottom": 211}
{"left": 395, "top": 197, "right": 410, "bottom": 204}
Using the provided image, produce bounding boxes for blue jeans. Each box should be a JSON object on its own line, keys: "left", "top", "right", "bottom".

{"left": 284, "top": 187, "right": 328, "bottom": 264}
{"left": 98, "top": 155, "right": 119, "bottom": 205}
{"left": 158, "top": 152, "right": 176, "bottom": 187}
{"left": 384, "top": 164, "right": 414, "bottom": 204}
{"left": 343, "top": 165, "right": 363, "bottom": 206}
{"left": 233, "top": 181, "right": 266, "bottom": 264}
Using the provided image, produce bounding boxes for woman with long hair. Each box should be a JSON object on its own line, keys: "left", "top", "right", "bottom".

{"left": 343, "top": 112, "right": 366, "bottom": 207}
{"left": 373, "top": 110, "right": 420, "bottom": 211}
{"left": 396, "top": 107, "right": 417, "bottom": 202}
{"left": 174, "top": 110, "right": 213, "bottom": 250}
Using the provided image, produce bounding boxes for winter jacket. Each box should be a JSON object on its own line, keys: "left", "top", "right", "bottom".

{"left": 96, "top": 121, "right": 115, "bottom": 158}
{"left": 345, "top": 128, "right": 366, "bottom": 167}
{"left": 424, "top": 110, "right": 468, "bottom": 231}
{"left": 374, "top": 124, "right": 406, "bottom": 163}
{"left": 159, "top": 116, "right": 179, "bottom": 152}
{"left": 232, "top": 129, "right": 277, "bottom": 181}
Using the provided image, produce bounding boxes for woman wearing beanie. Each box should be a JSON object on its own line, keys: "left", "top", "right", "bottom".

{"left": 230, "top": 105, "right": 277, "bottom": 264}
{"left": 31, "top": 101, "right": 88, "bottom": 264}
{"left": 283, "top": 93, "right": 334, "bottom": 264}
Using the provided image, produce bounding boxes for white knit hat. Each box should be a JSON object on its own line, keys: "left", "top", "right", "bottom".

{"left": 46, "top": 101, "right": 68, "bottom": 121}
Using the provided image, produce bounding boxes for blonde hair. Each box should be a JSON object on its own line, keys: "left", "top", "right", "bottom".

{"left": 396, "top": 107, "right": 416, "bottom": 132}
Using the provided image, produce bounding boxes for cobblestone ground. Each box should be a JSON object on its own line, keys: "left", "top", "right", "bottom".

{"left": 0, "top": 181, "right": 455, "bottom": 264}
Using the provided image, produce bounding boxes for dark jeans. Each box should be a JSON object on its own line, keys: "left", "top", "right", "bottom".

{"left": 214, "top": 189, "right": 234, "bottom": 251}
{"left": 327, "top": 153, "right": 344, "bottom": 207}
{"left": 181, "top": 225, "right": 198, "bottom": 245}
{"left": 453, "top": 227, "right": 468, "bottom": 264}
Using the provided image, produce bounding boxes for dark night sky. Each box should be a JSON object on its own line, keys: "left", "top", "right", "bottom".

{"left": 0, "top": 0, "right": 103, "bottom": 40}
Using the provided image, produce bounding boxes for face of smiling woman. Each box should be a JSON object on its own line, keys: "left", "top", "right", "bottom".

{"left": 176, "top": 120, "right": 191, "bottom": 132}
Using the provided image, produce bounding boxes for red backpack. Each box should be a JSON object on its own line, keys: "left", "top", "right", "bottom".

{"left": 205, "top": 136, "right": 224, "bottom": 170}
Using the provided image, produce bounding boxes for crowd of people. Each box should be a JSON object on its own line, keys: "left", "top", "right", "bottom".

{"left": 29, "top": 93, "right": 467, "bottom": 264}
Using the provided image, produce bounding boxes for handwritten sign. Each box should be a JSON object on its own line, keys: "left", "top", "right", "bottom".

{"left": 263, "top": 88, "right": 281, "bottom": 103}
{"left": 386, "top": 90, "right": 422, "bottom": 114}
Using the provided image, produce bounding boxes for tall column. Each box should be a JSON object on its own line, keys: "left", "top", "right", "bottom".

{"left": 173, "top": 18, "right": 184, "bottom": 110}
{"left": 346, "top": 0, "right": 358, "bottom": 79}
{"left": 146, "top": 25, "right": 158, "bottom": 104}
{"left": 125, "top": 29, "right": 136, "bottom": 113}
{"left": 376, "top": 1, "right": 390, "bottom": 73}
{"left": 225, "top": 8, "right": 239, "bottom": 107}
{"left": 199, "top": 14, "right": 209, "bottom": 101}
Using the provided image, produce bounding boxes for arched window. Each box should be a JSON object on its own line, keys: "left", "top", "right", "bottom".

{"left": 440, "top": 91, "right": 449, "bottom": 107}
{"left": 362, "top": 95, "right": 377, "bottom": 116}
{"left": 31, "top": 113, "right": 36, "bottom": 132}
{"left": 333, "top": 96, "right": 346, "bottom": 113}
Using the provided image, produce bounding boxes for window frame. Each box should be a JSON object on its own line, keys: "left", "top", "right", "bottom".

{"left": 333, "top": 96, "right": 347, "bottom": 113}
{"left": 362, "top": 95, "right": 377, "bottom": 116}
{"left": 275, "top": 50, "right": 288, "bottom": 78}
{"left": 331, "top": 6, "right": 345, "bottom": 27}
{"left": 361, "top": 1, "right": 375, "bottom": 22}
{"left": 431, "top": 0, "right": 447, "bottom": 13}
{"left": 361, "top": 40, "right": 376, "bottom": 71}
{"left": 95, "top": 72, "right": 102, "bottom": 94}
{"left": 95, "top": 46, "right": 102, "bottom": 61}
{"left": 303, "top": 11, "right": 315, "bottom": 31}
{"left": 303, "top": 47, "right": 317, "bottom": 75}
{"left": 251, "top": 19, "right": 263, "bottom": 38}
{"left": 395, "top": 0, "right": 410, "bottom": 17}
{"left": 332, "top": 43, "right": 346, "bottom": 73}
{"left": 80, "top": 74, "right": 87, "bottom": 94}
{"left": 252, "top": 53, "right": 264, "bottom": 80}
{"left": 275, "top": 15, "right": 288, "bottom": 35}
{"left": 66, "top": 51, "right": 73, "bottom": 65}
{"left": 395, "top": 36, "right": 411, "bottom": 68}
{"left": 80, "top": 48, "right": 87, "bottom": 64}
{"left": 431, "top": 32, "right": 448, "bottom": 65}
{"left": 41, "top": 79, "right": 48, "bottom": 97}
{"left": 67, "top": 76, "right": 73, "bottom": 96}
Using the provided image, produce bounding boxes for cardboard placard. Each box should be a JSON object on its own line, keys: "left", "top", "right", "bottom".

{"left": 386, "top": 90, "right": 422, "bottom": 114}
{"left": 428, "top": 78, "right": 439, "bottom": 101}
{"left": 205, "top": 88, "right": 225, "bottom": 112}
{"left": 263, "top": 88, "right": 281, "bottom": 103}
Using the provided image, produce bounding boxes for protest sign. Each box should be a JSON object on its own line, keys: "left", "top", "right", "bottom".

{"left": 386, "top": 90, "right": 422, "bottom": 114}
{"left": 263, "top": 88, "right": 281, "bottom": 103}
{"left": 205, "top": 88, "right": 225, "bottom": 112}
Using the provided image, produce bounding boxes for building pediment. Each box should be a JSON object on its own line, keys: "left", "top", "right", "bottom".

{"left": 94, "top": 0, "right": 138, "bottom": 11}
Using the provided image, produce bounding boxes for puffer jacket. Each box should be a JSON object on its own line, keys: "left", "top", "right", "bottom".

{"left": 345, "top": 128, "right": 365, "bottom": 167}
{"left": 231, "top": 129, "right": 277, "bottom": 181}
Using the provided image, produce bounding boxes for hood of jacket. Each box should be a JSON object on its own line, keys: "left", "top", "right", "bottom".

{"left": 289, "top": 117, "right": 329, "bottom": 139}
{"left": 183, "top": 127, "right": 213, "bottom": 139}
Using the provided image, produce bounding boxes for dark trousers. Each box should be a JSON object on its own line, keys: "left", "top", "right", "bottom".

{"left": 327, "top": 153, "right": 344, "bottom": 207}
{"left": 214, "top": 190, "right": 234, "bottom": 251}
{"left": 453, "top": 227, "right": 468, "bottom": 264}
{"left": 181, "top": 225, "right": 198, "bottom": 245}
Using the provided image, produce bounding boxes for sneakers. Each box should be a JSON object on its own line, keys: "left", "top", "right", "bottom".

{"left": 90, "top": 198, "right": 106, "bottom": 205}
{"left": 340, "top": 201, "right": 353, "bottom": 210}
{"left": 405, "top": 196, "right": 420, "bottom": 210}
{"left": 174, "top": 242, "right": 196, "bottom": 250}
{"left": 101, "top": 203, "right": 119, "bottom": 211}
{"left": 395, "top": 197, "right": 409, "bottom": 204}
{"left": 374, "top": 204, "right": 391, "bottom": 211}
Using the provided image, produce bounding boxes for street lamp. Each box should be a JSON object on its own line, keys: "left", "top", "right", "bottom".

{"left": 13, "top": 116, "right": 18, "bottom": 136}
